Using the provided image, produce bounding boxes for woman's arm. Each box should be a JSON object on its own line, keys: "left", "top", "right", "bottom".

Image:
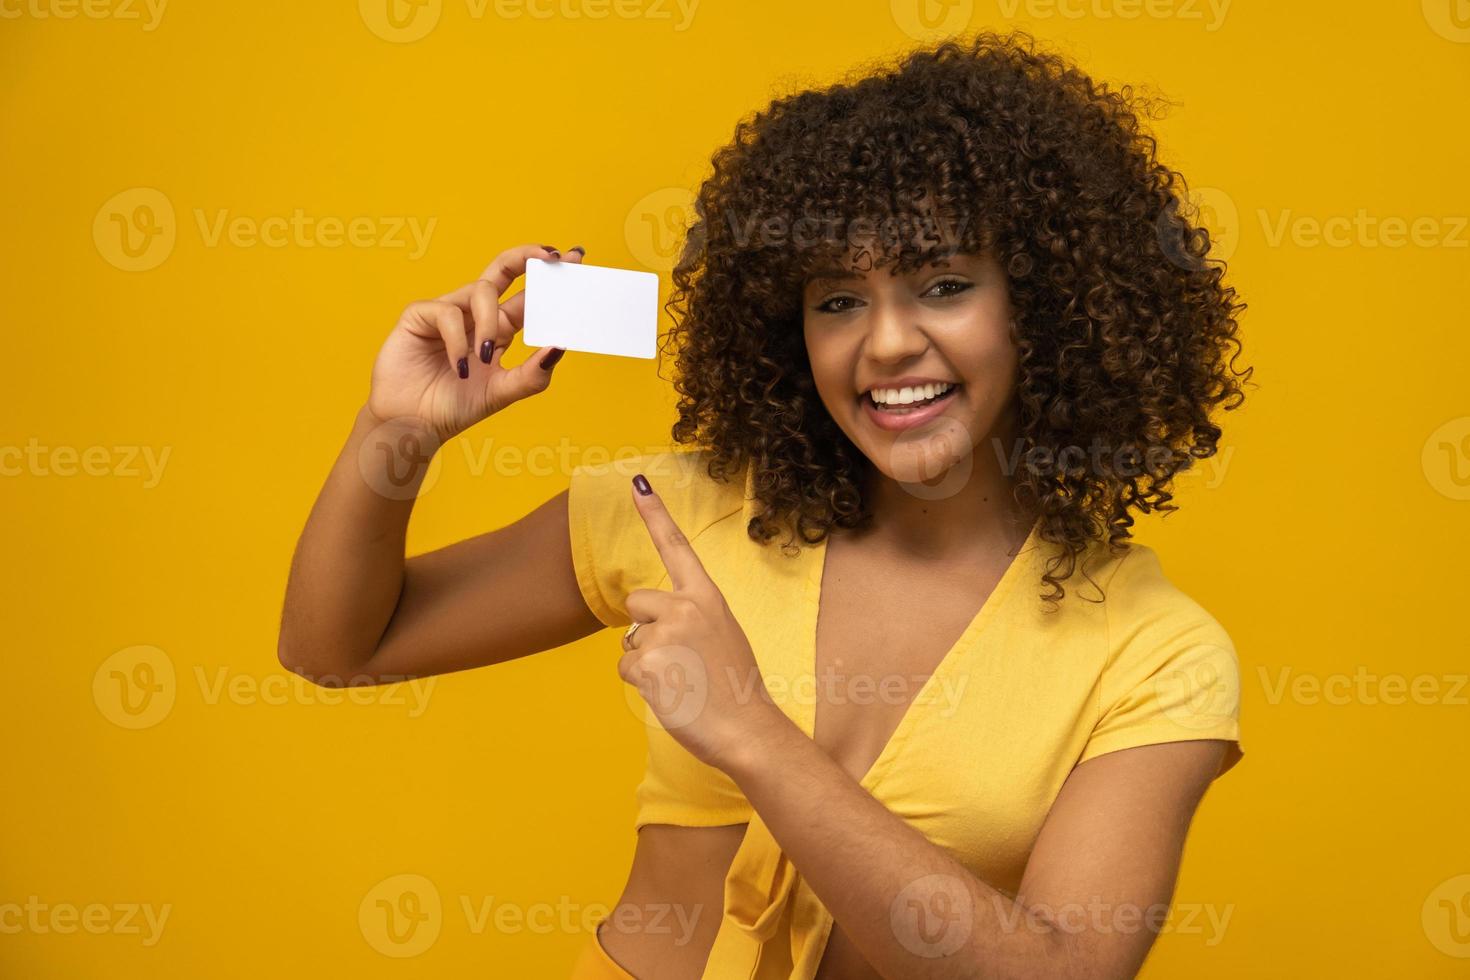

{"left": 618, "top": 475, "right": 1229, "bottom": 977}
{"left": 728, "top": 721, "right": 1226, "bottom": 980}
{"left": 276, "top": 403, "right": 604, "bottom": 686}
{"left": 277, "top": 242, "right": 605, "bottom": 686}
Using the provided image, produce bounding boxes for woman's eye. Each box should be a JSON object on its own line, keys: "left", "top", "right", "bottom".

{"left": 816, "top": 295, "right": 860, "bottom": 313}
{"left": 927, "top": 279, "right": 972, "bottom": 299}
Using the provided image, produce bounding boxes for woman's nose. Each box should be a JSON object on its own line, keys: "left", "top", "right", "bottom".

{"left": 863, "top": 297, "right": 929, "bottom": 364}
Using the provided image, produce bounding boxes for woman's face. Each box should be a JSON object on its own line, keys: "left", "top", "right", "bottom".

{"left": 801, "top": 248, "right": 1018, "bottom": 486}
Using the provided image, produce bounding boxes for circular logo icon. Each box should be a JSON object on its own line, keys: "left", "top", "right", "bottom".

{"left": 1153, "top": 643, "right": 1240, "bottom": 732}
{"left": 93, "top": 188, "right": 176, "bottom": 272}
{"left": 1157, "top": 186, "right": 1238, "bottom": 270}
{"left": 359, "top": 0, "right": 442, "bottom": 42}
{"left": 883, "top": 416, "right": 977, "bottom": 500}
{"left": 890, "top": 873, "right": 973, "bottom": 957}
{"left": 624, "top": 187, "right": 697, "bottom": 273}
{"left": 1423, "top": 0, "right": 1470, "bottom": 42}
{"left": 359, "top": 873, "right": 442, "bottom": 957}
{"left": 1422, "top": 874, "right": 1470, "bottom": 957}
{"left": 357, "top": 415, "right": 444, "bottom": 500}
{"left": 622, "top": 642, "right": 710, "bottom": 732}
{"left": 93, "top": 645, "right": 176, "bottom": 730}
{"left": 890, "top": 0, "right": 973, "bottom": 41}
{"left": 1422, "top": 416, "right": 1470, "bottom": 501}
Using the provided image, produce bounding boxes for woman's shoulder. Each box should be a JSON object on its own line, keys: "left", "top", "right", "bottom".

{"left": 1082, "top": 538, "right": 1234, "bottom": 652}
{"left": 565, "top": 448, "right": 751, "bottom": 628}
{"left": 1073, "top": 538, "right": 1244, "bottom": 776}
{"left": 569, "top": 447, "right": 749, "bottom": 537}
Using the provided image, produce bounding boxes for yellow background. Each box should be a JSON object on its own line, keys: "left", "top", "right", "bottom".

{"left": 3, "top": 0, "right": 1468, "bottom": 976}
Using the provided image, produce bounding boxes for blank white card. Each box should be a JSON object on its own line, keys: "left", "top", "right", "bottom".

{"left": 522, "top": 257, "right": 658, "bottom": 359}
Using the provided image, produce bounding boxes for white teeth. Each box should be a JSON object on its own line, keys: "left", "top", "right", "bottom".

{"left": 868, "top": 382, "right": 955, "bottom": 406}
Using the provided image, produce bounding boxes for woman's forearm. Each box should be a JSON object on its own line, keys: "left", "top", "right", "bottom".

{"left": 277, "top": 403, "right": 437, "bottom": 682}
{"left": 726, "top": 718, "right": 1071, "bottom": 980}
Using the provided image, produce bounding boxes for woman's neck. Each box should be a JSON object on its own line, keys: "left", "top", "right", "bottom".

{"left": 857, "top": 442, "right": 1033, "bottom": 562}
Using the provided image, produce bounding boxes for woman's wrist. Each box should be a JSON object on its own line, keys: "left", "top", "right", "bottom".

{"left": 350, "top": 401, "right": 443, "bottom": 500}
{"left": 357, "top": 399, "right": 438, "bottom": 437}
{"left": 358, "top": 398, "right": 388, "bottom": 429}
{"left": 722, "top": 704, "right": 807, "bottom": 785}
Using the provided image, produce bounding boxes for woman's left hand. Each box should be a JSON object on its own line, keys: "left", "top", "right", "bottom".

{"left": 618, "top": 473, "right": 793, "bottom": 773}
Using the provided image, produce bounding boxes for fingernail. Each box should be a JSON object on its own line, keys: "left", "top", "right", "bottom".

{"left": 457, "top": 356, "right": 469, "bottom": 379}
{"left": 479, "top": 339, "right": 493, "bottom": 363}
{"left": 633, "top": 473, "right": 652, "bottom": 496}
{"left": 540, "top": 347, "right": 565, "bottom": 371}
{"left": 568, "top": 245, "right": 585, "bottom": 256}
{"left": 541, "top": 244, "right": 560, "bottom": 259}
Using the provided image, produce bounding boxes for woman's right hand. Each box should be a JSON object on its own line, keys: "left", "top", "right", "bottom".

{"left": 365, "top": 242, "right": 584, "bottom": 442}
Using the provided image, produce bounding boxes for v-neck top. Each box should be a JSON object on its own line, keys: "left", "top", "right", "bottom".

{"left": 567, "top": 450, "right": 1243, "bottom": 980}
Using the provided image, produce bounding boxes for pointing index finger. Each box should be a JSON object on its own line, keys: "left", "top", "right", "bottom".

{"left": 631, "top": 472, "right": 711, "bottom": 594}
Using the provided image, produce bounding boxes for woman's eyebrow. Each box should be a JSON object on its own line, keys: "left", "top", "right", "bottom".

{"left": 804, "top": 259, "right": 874, "bottom": 286}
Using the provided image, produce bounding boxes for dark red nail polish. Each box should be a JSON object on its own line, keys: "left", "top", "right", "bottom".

{"left": 479, "top": 339, "right": 493, "bottom": 363}
{"left": 633, "top": 473, "right": 652, "bottom": 496}
{"left": 540, "top": 347, "right": 565, "bottom": 371}
{"left": 457, "top": 356, "right": 469, "bottom": 379}
{"left": 568, "top": 245, "right": 585, "bottom": 255}
{"left": 542, "top": 245, "right": 560, "bottom": 259}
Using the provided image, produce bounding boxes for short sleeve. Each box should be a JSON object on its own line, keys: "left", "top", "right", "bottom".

{"left": 1079, "top": 547, "right": 1244, "bottom": 778}
{"left": 565, "top": 450, "right": 745, "bottom": 630}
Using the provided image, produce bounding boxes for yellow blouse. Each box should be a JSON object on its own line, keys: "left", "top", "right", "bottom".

{"left": 567, "top": 449, "right": 1243, "bottom": 979}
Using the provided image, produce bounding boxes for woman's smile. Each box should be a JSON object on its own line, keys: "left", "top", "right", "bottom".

{"left": 859, "top": 380, "right": 964, "bottom": 432}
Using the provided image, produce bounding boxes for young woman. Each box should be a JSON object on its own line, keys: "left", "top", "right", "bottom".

{"left": 279, "top": 31, "right": 1248, "bottom": 980}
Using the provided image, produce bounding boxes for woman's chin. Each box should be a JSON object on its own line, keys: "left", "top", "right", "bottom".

{"left": 858, "top": 416, "right": 979, "bottom": 489}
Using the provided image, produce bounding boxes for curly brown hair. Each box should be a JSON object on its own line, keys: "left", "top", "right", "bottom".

{"left": 660, "top": 29, "right": 1250, "bottom": 602}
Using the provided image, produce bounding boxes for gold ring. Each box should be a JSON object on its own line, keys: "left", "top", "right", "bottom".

{"left": 622, "top": 621, "right": 646, "bottom": 649}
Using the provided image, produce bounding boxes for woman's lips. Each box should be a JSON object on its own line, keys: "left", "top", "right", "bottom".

{"left": 859, "top": 386, "right": 961, "bottom": 432}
